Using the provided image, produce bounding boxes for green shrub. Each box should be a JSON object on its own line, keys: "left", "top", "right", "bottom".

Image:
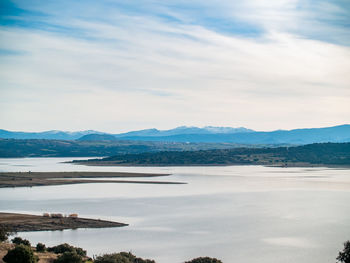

{"left": 36, "top": 242, "right": 46, "bottom": 252}
{"left": 54, "top": 251, "right": 83, "bottom": 263}
{"left": 185, "top": 257, "right": 222, "bottom": 263}
{"left": 94, "top": 252, "right": 155, "bottom": 263}
{"left": 47, "top": 243, "right": 86, "bottom": 256}
{"left": 3, "top": 244, "right": 37, "bottom": 263}
{"left": 11, "top": 237, "right": 31, "bottom": 246}
{"left": 94, "top": 253, "right": 130, "bottom": 263}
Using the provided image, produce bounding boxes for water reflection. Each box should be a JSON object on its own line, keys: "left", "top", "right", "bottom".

{"left": 0, "top": 158, "right": 349, "bottom": 263}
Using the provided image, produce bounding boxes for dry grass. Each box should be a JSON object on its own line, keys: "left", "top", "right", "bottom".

{"left": 0, "top": 242, "right": 58, "bottom": 263}
{"left": 0, "top": 243, "right": 13, "bottom": 263}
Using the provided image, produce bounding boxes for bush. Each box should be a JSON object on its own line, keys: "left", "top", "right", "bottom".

{"left": 36, "top": 242, "right": 46, "bottom": 252}
{"left": 337, "top": 241, "right": 350, "bottom": 263}
{"left": 3, "top": 244, "right": 37, "bottom": 263}
{"left": 185, "top": 257, "right": 222, "bottom": 263}
{"left": 94, "top": 252, "right": 155, "bottom": 263}
{"left": 11, "top": 237, "right": 31, "bottom": 246}
{"left": 0, "top": 225, "right": 13, "bottom": 242}
{"left": 54, "top": 251, "right": 83, "bottom": 263}
{"left": 134, "top": 258, "right": 155, "bottom": 263}
{"left": 94, "top": 253, "right": 130, "bottom": 263}
{"left": 47, "top": 243, "right": 86, "bottom": 256}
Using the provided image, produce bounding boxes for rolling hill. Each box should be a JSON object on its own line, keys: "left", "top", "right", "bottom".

{"left": 77, "top": 142, "right": 350, "bottom": 167}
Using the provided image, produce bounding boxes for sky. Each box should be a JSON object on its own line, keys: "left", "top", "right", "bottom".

{"left": 0, "top": 0, "right": 349, "bottom": 133}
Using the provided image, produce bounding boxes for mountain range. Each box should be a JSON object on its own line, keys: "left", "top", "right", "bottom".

{"left": 0, "top": 129, "right": 104, "bottom": 140}
{"left": 113, "top": 126, "right": 254, "bottom": 138}
{"left": 0, "top": 126, "right": 253, "bottom": 140}
{"left": 1, "top": 125, "right": 349, "bottom": 145}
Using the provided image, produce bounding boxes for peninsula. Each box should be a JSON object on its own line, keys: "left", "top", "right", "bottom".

{"left": 74, "top": 142, "right": 350, "bottom": 167}
{"left": 0, "top": 171, "right": 185, "bottom": 188}
{"left": 0, "top": 212, "right": 127, "bottom": 232}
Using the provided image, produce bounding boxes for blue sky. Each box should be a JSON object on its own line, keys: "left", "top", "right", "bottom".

{"left": 0, "top": 0, "right": 349, "bottom": 132}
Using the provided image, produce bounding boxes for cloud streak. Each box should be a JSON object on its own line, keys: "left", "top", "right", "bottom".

{"left": 0, "top": 0, "right": 349, "bottom": 132}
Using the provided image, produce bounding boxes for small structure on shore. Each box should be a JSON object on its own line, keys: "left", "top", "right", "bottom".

{"left": 43, "top": 212, "right": 78, "bottom": 219}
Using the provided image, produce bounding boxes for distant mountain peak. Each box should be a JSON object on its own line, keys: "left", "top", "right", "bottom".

{"left": 202, "top": 126, "right": 255, "bottom": 133}
{"left": 113, "top": 126, "right": 254, "bottom": 137}
{"left": 78, "top": 133, "right": 117, "bottom": 141}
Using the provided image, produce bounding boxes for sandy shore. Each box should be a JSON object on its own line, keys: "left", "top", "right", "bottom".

{"left": 0, "top": 171, "right": 184, "bottom": 188}
{"left": 0, "top": 212, "right": 127, "bottom": 232}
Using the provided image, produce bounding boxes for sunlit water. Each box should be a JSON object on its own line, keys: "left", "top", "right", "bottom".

{"left": 0, "top": 158, "right": 349, "bottom": 263}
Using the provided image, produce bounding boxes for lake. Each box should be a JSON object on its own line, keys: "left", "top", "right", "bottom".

{"left": 0, "top": 157, "right": 349, "bottom": 263}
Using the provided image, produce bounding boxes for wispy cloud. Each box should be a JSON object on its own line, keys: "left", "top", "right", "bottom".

{"left": 262, "top": 236, "right": 317, "bottom": 248}
{"left": 0, "top": 0, "right": 349, "bottom": 132}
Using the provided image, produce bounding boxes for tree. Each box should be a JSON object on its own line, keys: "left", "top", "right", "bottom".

{"left": 48, "top": 243, "right": 86, "bottom": 256}
{"left": 36, "top": 242, "right": 46, "bottom": 252}
{"left": 337, "top": 241, "right": 350, "bottom": 263}
{"left": 54, "top": 251, "right": 83, "bottom": 263}
{"left": 3, "top": 244, "right": 38, "bottom": 263}
{"left": 11, "top": 237, "right": 31, "bottom": 246}
{"left": 185, "top": 257, "right": 222, "bottom": 263}
{"left": 0, "top": 225, "right": 12, "bottom": 242}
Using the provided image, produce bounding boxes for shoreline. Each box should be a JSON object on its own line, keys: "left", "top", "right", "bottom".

{"left": 0, "top": 171, "right": 186, "bottom": 188}
{"left": 0, "top": 212, "right": 127, "bottom": 232}
{"left": 74, "top": 161, "right": 350, "bottom": 169}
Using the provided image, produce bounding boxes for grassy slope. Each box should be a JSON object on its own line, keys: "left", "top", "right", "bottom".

{"left": 0, "top": 243, "right": 58, "bottom": 263}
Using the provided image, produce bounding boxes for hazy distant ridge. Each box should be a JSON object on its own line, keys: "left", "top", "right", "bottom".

{"left": 0, "top": 126, "right": 253, "bottom": 140}
{"left": 120, "top": 125, "right": 350, "bottom": 144}
{"left": 1, "top": 125, "right": 349, "bottom": 144}
{"left": 0, "top": 129, "right": 104, "bottom": 140}
{"left": 113, "top": 126, "right": 254, "bottom": 137}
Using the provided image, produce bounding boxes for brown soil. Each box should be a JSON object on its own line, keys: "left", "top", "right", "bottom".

{"left": 0, "top": 243, "right": 13, "bottom": 263}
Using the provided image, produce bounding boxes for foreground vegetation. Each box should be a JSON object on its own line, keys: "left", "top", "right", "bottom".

{"left": 77, "top": 142, "right": 350, "bottom": 167}
{"left": 1, "top": 232, "right": 349, "bottom": 263}
{"left": 0, "top": 234, "right": 223, "bottom": 263}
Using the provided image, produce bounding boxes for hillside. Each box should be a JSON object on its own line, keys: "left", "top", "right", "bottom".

{"left": 0, "top": 139, "right": 254, "bottom": 158}
{"left": 78, "top": 133, "right": 117, "bottom": 141}
{"left": 77, "top": 143, "right": 350, "bottom": 167}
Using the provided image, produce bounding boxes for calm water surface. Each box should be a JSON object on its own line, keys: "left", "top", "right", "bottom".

{"left": 0, "top": 157, "right": 349, "bottom": 263}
